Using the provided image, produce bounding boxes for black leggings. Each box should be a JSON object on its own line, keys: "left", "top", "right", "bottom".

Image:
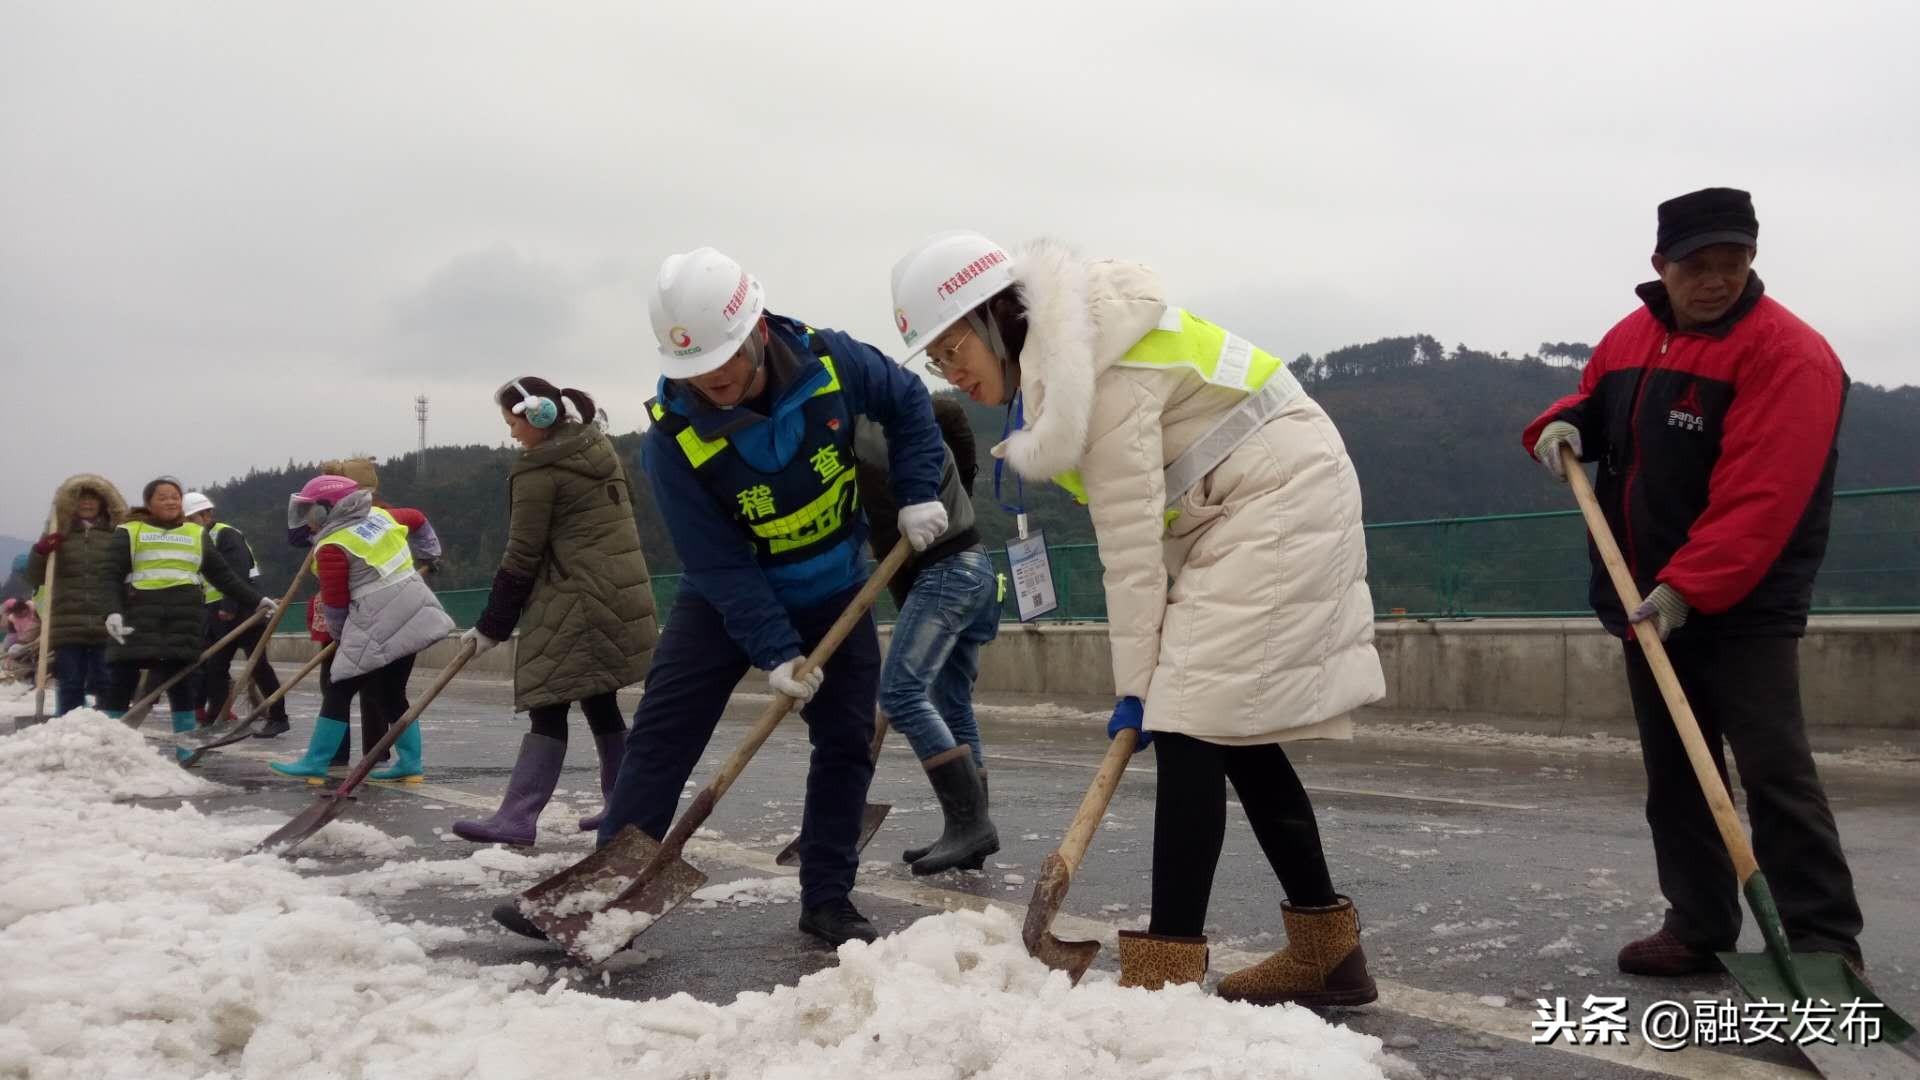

{"left": 528, "top": 691, "right": 626, "bottom": 742}
{"left": 321, "top": 653, "right": 415, "bottom": 754}
{"left": 1149, "top": 732, "right": 1337, "bottom": 937}
{"left": 101, "top": 662, "right": 195, "bottom": 714}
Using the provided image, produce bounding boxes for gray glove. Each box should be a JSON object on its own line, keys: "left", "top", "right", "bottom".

{"left": 1532, "top": 420, "right": 1583, "bottom": 482}
{"left": 104, "top": 613, "right": 134, "bottom": 644}
{"left": 1629, "top": 583, "right": 1689, "bottom": 641}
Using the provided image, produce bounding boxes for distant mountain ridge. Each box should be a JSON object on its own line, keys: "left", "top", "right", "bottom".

{"left": 179, "top": 338, "right": 1916, "bottom": 591}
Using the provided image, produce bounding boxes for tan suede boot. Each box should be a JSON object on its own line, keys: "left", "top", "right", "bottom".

{"left": 1116, "top": 930, "right": 1209, "bottom": 990}
{"left": 1216, "top": 896, "right": 1377, "bottom": 1007}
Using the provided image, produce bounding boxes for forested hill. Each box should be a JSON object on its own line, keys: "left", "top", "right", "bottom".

{"left": 198, "top": 337, "right": 1918, "bottom": 591}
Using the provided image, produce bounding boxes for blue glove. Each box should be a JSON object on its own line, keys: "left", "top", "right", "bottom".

{"left": 1106, "top": 696, "right": 1151, "bottom": 752}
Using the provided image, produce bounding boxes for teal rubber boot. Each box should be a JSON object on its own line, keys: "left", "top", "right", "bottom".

{"left": 370, "top": 722, "right": 423, "bottom": 782}
{"left": 170, "top": 711, "right": 197, "bottom": 764}
{"left": 105, "top": 710, "right": 126, "bottom": 721}
{"left": 270, "top": 717, "right": 351, "bottom": 779}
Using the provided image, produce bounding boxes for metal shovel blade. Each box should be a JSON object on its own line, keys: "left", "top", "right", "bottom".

{"left": 773, "top": 801, "right": 891, "bottom": 868}
{"left": 1719, "top": 950, "right": 1915, "bottom": 1080}
{"left": 513, "top": 826, "right": 709, "bottom": 961}
{"left": 179, "top": 717, "right": 260, "bottom": 767}
{"left": 1020, "top": 852, "right": 1101, "bottom": 984}
{"left": 249, "top": 791, "right": 357, "bottom": 855}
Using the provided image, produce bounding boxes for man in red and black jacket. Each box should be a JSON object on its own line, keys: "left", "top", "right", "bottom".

{"left": 1522, "top": 187, "right": 1862, "bottom": 978}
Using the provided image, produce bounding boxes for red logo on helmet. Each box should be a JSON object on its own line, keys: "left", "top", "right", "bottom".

{"left": 895, "top": 308, "right": 910, "bottom": 334}
{"left": 827, "top": 418, "right": 841, "bottom": 431}
{"left": 669, "top": 326, "right": 693, "bottom": 349}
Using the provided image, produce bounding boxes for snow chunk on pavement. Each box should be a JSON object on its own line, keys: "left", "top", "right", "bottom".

{"left": 692, "top": 875, "right": 802, "bottom": 905}
{"left": 0, "top": 711, "right": 1410, "bottom": 1080}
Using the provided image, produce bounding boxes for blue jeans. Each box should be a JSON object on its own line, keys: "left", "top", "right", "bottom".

{"left": 599, "top": 584, "right": 881, "bottom": 909}
{"left": 54, "top": 644, "right": 110, "bottom": 716}
{"left": 879, "top": 548, "right": 1000, "bottom": 765}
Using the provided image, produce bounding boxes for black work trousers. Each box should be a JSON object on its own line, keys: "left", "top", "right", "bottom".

{"left": 1625, "top": 634, "right": 1862, "bottom": 958}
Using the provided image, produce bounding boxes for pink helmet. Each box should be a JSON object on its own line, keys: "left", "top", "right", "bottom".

{"left": 296, "top": 474, "right": 360, "bottom": 505}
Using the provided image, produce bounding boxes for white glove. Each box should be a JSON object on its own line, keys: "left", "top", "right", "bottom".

{"left": 768, "top": 657, "right": 823, "bottom": 702}
{"left": 104, "top": 613, "right": 134, "bottom": 644}
{"left": 256, "top": 596, "right": 279, "bottom": 618}
{"left": 462, "top": 627, "right": 502, "bottom": 657}
{"left": 1532, "top": 421, "right": 1583, "bottom": 482}
{"left": 897, "top": 501, "right": 949, "bottom": 552}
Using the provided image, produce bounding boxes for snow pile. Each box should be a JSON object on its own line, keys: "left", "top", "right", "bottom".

{"left": 692, "top": 875, "right": 803, "bottom": 906}
{"left": 0, "top": 713, "right": 1412, "bottom": 1080}
{"left": 0, "top": 708, "right": 215, "bottom": 801}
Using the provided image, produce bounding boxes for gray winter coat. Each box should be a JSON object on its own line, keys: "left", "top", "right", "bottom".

{"left": 314, "top": 493, "right": 455, "bottom": 680}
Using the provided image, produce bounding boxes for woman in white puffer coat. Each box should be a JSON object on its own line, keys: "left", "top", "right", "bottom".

{"left": 888, "top": 232, "right": 1385, "bottom": 1005}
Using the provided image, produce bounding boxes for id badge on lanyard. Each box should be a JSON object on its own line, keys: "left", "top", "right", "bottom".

{"left": 994, "top": 393, "right": 1059, "bottom": 623}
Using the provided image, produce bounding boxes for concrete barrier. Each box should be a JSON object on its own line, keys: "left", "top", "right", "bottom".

{"left": 269, "top": 614, "right": 1919, "bottom": 735}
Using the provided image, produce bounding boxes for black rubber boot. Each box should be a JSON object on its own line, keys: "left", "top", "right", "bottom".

{"left": 798, "top": 897, "right": 877, "bottom": 946}
{"left": 903, "top": 769, "right": 988, "bottom": 868}
{"left": 909, "top": 750, "right": 999, "bottom": 876}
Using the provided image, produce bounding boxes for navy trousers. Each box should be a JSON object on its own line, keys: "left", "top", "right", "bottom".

{"left": 599, "top": 584, "right": 881, "bottom": 909}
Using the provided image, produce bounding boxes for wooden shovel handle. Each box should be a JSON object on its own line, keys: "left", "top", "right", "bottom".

{"left": 217, "top": 559, "right": 311, "bottom": 722}
{"left": 656, "top": 539, "right": 913, "bottom": 859}
{"left": 30, "top": 508, "right": 58, "bottom": 716}
{"left": 1562, "top": 446, "right": 1759, "bottom": 882}
{"left": 238, "top": 642, "right": 334, "bottom": 723}
{"left": 320, "top": 639, "right": 475, "bottom": 798}
{"left": 1055, "top": 728, "right": 1137, "bottom": 876}
{"left": 124, "top": 608, "right": 269, "bottom": 724}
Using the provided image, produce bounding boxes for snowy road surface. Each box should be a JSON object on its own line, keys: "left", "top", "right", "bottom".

{"left": 4, "top": 676, "right": 1916, "bottom": 1079}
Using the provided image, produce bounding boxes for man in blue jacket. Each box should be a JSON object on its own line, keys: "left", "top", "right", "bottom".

{"left": 602, "top": 247, "right": 948, "bottom": 945}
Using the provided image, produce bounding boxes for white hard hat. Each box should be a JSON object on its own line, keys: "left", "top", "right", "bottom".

{"left": 649, "top": 247, "right": 766, "bottom": 380}
{"left": 889, "top": 231, "right": 1016, "bottom": 357}
{"left": 182, "top": 492, "right": 215, "bottom": 517}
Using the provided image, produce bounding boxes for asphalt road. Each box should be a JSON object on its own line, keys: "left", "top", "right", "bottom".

{"left": 158, "top": 675, "right": 1920, "bottom": 1080}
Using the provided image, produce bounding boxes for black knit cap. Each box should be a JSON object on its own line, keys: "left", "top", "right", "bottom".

{"left": 1656, "top": 187, "right": 1758, "bottom": 260}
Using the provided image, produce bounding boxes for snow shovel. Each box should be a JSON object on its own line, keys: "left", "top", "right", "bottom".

{"left": 179, "top": 642, "right": 334, "bottom": 766}
{"left": 251, "top": 638, "right": 474, "bottom": 856}
{"left": 120, "top": 609, "right": 269, "bottom": 729}
{"left": 1563, "top": 446, "right": 1914, "bottom": 1078}
{"left": 504, "top": 539, "right": 911, "bottom": 962}
{"left": 1021, "top": 727, "right": 1137, "bottom": 984}
{"left": 19, "top": 509, "right": 60, "bottom": 727}
{"left": 211, "top": 559, "right": 310, "bottom": 726}
{"left": 773, "top": 708, "right": 890, "bottom": 867}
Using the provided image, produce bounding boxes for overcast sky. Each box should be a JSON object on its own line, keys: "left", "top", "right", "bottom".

{"left": 4, "top": 1, "right": 1916, "bottom": 538}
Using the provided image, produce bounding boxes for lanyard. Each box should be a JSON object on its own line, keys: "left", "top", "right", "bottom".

{"left": 992, "top": 392, "right": 1030, "bottom": 539}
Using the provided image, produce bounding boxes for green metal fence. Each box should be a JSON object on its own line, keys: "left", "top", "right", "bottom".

{"left": 275, "top": 486, "right": 1919, "bottom": 632}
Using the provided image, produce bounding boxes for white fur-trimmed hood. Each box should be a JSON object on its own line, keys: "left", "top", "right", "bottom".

{"left": 995, "top": 239, "right": 1167, "bottom": 480}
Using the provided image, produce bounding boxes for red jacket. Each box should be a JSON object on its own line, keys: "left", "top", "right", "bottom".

{"left": 1522, "top": 275, "right": 1847, "bottom": 638}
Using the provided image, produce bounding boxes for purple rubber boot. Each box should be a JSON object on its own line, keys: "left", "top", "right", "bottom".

{"left": 452, "top": 733, "right": 564, "bottom": 846}
{"left": 577, "top": 727, "right": 627, "bottom": 832}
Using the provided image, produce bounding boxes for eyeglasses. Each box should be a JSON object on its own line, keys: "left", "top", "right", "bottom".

{"left": 924, "top": 325, "right": 974, "bottom": 378}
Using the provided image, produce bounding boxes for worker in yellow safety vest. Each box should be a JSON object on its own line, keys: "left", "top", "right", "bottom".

{"left": 183, "top": 491, "right": 289, "bottom": 735}
{"left": 98, "top": 476, "right": 276, "bottom": 760}
{"left": 490, "top": 247, "right": 949, "bottom": 949}
{"left": 887, "top": 232, "right": 1386, "bottom": 1004}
